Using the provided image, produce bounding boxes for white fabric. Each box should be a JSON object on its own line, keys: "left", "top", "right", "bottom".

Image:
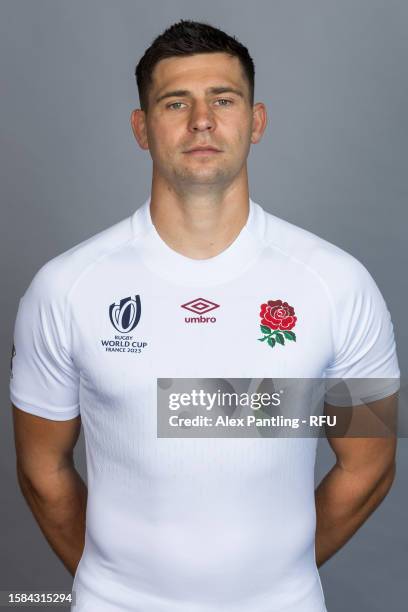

{"left": 10, "top": 196, "right": 400, "bottom": 611}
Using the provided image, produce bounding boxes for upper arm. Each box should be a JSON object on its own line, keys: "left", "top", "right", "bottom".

{"left": 324, "top": 392, "right": 398, "bottom": 479}
{"left": 321, "top": 255, "right": 400, "bottom": 480}
{"left": 9, "top": 261, "right": 80, "bottom": 422}
{"left": 12, "top": 403, "right": 81, "bottom": 482}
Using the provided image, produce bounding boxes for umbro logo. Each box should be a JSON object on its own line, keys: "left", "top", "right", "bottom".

{"left": 181, "top": 298, "right": 219, "bottom": 314}
{"left": 181, "top": 298, "right": 219, "bottom": 323}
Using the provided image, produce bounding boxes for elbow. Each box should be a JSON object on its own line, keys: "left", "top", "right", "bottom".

{"left": 15, "top": 462, "right": 49, "bottom": 503}
{"left": 381, "top": 460, "right": 396, "bottom": 494}
{"left": 372, "top": 459, "right": 396, "bottom": 506}
{"left": 362, "top": 458, "right": 397, "bottom": 509}
{"left": 16, "top": 463, "right": 36, "bottom": 497}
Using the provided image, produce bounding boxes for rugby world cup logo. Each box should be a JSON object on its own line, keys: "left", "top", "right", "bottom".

{"left": 109, "top": 295, "right": 141, "bottom": 333}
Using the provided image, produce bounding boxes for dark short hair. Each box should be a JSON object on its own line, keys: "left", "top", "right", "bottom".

{"left": 135, "top": 19, "right": 255, "bottom": 112}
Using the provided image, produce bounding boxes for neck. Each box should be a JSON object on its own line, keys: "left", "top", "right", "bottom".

{"left": 149, "top": 174, "right": 250, "bottom": 260}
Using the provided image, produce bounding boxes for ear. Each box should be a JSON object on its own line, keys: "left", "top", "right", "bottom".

{"left": 250, "top": 102, "right": 268, "bottom": 145}
{"left": 130, "top": 109, "right": 149, "bottom": 150}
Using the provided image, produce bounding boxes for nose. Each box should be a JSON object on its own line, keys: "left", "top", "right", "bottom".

{"left": 187, "top": 101, "right": 215, "bottom": 133}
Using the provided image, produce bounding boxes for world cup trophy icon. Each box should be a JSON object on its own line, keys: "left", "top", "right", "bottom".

{"left": 109, "top": 295, "right": 141, "bottom": 333}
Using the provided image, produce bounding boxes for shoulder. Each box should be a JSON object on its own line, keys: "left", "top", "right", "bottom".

{"left": 260, "top": 205, "right": 378, "bottom": 297}
{"left": 21, "top": 214, "right": 134, "bottom": 305}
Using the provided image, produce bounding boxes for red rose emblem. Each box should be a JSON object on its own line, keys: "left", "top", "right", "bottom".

{"left": 260, "top": 299, "right": 297, "bottom": 331}
{"left": 258, "top": 299, "right": 297, "bottom": 348}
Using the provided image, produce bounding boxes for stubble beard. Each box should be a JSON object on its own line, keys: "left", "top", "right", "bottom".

{"left": 168, "top": 151, "right": 239, "bottom": 189}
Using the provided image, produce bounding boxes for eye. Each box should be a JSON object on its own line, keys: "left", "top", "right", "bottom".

{"left": 166, "top": 98, "right": 234, "bottom": 110}
{"left": 167, "top": 102, "right": 186, "bottom": 110}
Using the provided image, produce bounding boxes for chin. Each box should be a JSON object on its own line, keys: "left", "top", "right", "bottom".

{"left": 177, "top": 166, "right": 230, "bottom": 181}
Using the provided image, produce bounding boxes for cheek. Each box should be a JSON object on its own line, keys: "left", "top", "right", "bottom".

{"left": 230, "top": 120, "right": 252, "bottom": 148}
{"left": 149, "top": 136, "right": 174, "bottom": 162}
{"left": 151, "top": 126, "right": 183, "bottom": 156}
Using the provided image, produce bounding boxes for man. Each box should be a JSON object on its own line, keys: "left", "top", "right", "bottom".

{"left": 10, "top": 19, "right": 400, "bottom": 612}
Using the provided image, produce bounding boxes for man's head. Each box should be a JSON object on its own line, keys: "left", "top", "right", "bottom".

{"left": 131, "top": 20, "right": 266, "bottom": 192}
{"left": 135, "top": 20, "right": 255, "bottom": 114}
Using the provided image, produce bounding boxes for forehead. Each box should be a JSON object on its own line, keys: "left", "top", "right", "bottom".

{"left": 151, "top": 52, "right": 247, "bottom": 95}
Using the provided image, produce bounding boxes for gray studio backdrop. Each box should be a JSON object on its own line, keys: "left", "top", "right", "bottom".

{"left": 1, "top": 1, "right": 407, "bottom": 611}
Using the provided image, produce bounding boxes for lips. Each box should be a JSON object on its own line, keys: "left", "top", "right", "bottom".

{"left": 184, "top": 145, "right": 221, "bottom": 153}
{"left": 184, "top": 147, "right": 222, "bottom": 155}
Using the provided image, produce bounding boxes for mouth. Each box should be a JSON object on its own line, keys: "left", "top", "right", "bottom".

{"left": 183, "top": 147, "right": 222, "bottom": 156}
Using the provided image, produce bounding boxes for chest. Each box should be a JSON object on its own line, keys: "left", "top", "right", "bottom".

{"left": 71, "top": 259, "right": 333, "bottom": 405}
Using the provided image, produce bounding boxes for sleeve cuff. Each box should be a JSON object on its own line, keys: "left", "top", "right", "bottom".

{"left": 10, "top": 391, "right": 80, "bottom": 421}
{"left": 324, "top": 378, "right": 400, "bottom": 407}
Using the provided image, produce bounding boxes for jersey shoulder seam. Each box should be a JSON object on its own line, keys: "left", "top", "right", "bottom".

{"left": 61, "top": 216, "right": 135, "bottom": 353}
{"left": 262, "top": 233, "right": 338, "bottom": 361}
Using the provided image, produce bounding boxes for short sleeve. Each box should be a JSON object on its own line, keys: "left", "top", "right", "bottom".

{"left": 324, "top": 258, "right": 400, "bottom": 406}
{"left": 10, "top": 262, "right": 80, "bottom": 420}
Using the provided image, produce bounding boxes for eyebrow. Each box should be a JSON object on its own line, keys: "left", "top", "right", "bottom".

{"left": 155, "top": 86, "right": 245, "bottom": 104}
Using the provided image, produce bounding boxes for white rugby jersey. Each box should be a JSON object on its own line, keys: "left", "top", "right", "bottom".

{"left": 10, "top": 196, "right": 400, "bottom": 612}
